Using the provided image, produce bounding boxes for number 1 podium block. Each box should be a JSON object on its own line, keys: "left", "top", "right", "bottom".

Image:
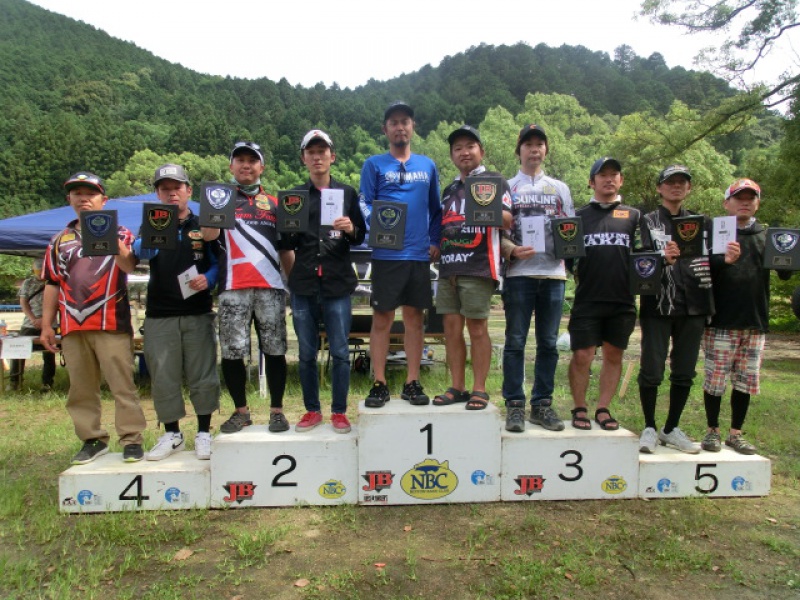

{"left": 501, "top": 425, "right": 640, "bottom": 500}
{"left": 59, "top": 452, "right": 210, "bottom": 513}
{"left": 638, "top": 446, "right": 771, "bottom": 498}
{"left": 210, "top": 426, "right": 359, "bottom": 507}
{"left": 357, "top": 400, "right": 502, "bottom": 505}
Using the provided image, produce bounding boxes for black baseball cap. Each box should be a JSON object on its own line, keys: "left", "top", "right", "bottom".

{"left": 589, "top": 157, "right": 622, "bottom": 179}
{"left": 657, "top": 164, "right": 692, "bottom": 184}
{"left": 153, "top": 164, "right": 191, "bottom": 186}
{"left": 384, "top": 101, "right": 414, "bottom": 121}
{"left": 230, "top": 141, "right": 264, "bottom": 164}
{"left": 64, "top": 172, "right": 105, "bottom": 194}
{"left": 515, "top": 124, "right": 548, "bottom": 154}
{"left": 447, "top": 125, "right": 482, "bottom": 146}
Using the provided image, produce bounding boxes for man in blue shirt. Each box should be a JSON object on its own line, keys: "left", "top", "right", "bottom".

{"left": 359, "top": 101, "right": 442, "bottom": 407}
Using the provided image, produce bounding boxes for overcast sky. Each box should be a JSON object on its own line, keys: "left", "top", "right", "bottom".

{"left": 28, "top": 0, "right": 798, "bottom": 90}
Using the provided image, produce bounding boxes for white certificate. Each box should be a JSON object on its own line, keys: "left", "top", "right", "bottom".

{"left": 712, "top": 216, "right": 737, "bottom": 254}
{"left": 521, "top": 216, "right": 546, "bottom": 253}
{"left": 1, "top": 336, "right": 33, "bottom": 359}
{"left": 178, "top": 265, "right": 200, "bottom": 299}
{"left": 320, "top": 189, "right": 344, "bottom": 226}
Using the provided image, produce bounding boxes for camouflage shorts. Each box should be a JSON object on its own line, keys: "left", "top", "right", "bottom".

{"left": 218, "top": 288, "right": 287, "bottom": 359}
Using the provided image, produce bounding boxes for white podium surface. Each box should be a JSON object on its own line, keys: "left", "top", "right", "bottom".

{"left": 357, "top": 399, "right": 502, "bottom": 505}
{"left": 501, "top": 424, "right": 640, "bottom": 500}
{"left": 209, "top": 425, "right": 359, "bottom": 507}
{"left": 638, "top": 445, "right": 771, "bottom": 498}
{"left": 59, "top": 452, "right": 210, "bottom": 513}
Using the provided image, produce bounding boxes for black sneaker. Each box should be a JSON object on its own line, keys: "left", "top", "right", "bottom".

{"left": 220, "top": 410, "right": 252, "bottom": 434}
{"left": 530, "top": 405, "right": 566, "bottom": 432}
{"left": 268, "top": 412, "right": 290, "bottom": 433}
{"left": 401, "top": 380, "right": 430, "bottom": 406}
{"left": 71, "top": 439, "right": 109, "bottom": 465}
{"left": 122, "top": 443, "right": 144, "bottom": 462}
{"left": 505, "top": 403, "right": 526, "bottom": 433}
{"left": 365, "top": 381, "right": 391, "bottom": 408}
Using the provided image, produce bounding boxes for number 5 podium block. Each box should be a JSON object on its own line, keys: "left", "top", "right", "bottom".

{"left": 501, "top": 426, "right": 640, "bottom": 501}
{"left": 357, "top": 400, "right": 502, "bottom": 505}
{"left": 209, "top": 426, "right": 359, "bottom": 507}
{"left": 59, "top": 452, "right": 210, "bottom": 513}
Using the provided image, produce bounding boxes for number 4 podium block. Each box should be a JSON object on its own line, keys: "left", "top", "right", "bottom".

{"left": 638, "top": 446, "right": 771, "bottom": 498}
{"left": 59, "top": 452, "right": 210, "bottom": 513}
{"left": 357, "top": 400, "right": 502, "bottom": 505}
{"left": 501, "top": 425, "right": 640, "bottom": 500}
{"left": 210, "top": 425, "right": 359, "bottom": 507}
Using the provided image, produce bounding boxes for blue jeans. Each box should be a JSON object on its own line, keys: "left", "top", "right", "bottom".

{"left": 502, "top": 277, "right": 565, "bottom": 406}
{"left": 291, "top": 293, "right": 352, "bottom": 414}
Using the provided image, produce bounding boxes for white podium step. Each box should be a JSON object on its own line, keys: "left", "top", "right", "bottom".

{"left": 501, "top": 424, "right": 640, "bottom": 500}
{"left": 209, "top": 425, "right": 359, "bottom": 507}
{"left": 638, "top": 446, "right": 771, "bottom": 498}
{"left": 357, "top": 399, "right": 502, "bottom": 505}
{"left": 59, "top": 452, "right": 210, "bottom": 513}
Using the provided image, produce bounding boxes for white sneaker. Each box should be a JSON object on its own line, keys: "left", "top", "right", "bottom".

{"left": 639, "top": 427, "right": 658, "bottom": 454}
{"left": 195, "top": 432, "right": 212, "bottom": 460}
{"left": 659, "top": 427, "right": 700, "bottom": 454}
{"left": 146, "top": 432, "right": 185, "bottom": 461}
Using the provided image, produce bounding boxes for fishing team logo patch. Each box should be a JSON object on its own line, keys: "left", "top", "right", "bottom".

{"left": 281, "top": 193, "right": 305, "bottom": 215}
{"left": 557, "top": 220, "right": 578, "bottom": 241}
{"left": 470, "top": 182, "right": 497, "bottom": 207}
{"left": 377, "top": 205, "right": 402, "bottom": 229}
{"left": 147, "top": 207, "right": 172, "bottom": 231}
{"left": 205, "top": 185, "right": 233, "bottom": 210}
{"left": 633, "top": 256, "right": 657, "bottom": 278}
{"left": 772, "top": 231, "right": 799, "bottom": 253}
{"left": 676, "top": 220, "right": 699, "bottom": 242}
{"left": 86, "top": 214, "right": 112, "bottom": 237}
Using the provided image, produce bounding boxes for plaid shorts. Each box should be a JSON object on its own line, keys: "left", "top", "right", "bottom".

{"left": 702, "top": 328, "right": 765, "bottom": 396}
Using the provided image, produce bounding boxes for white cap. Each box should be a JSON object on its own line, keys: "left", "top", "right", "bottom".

{"left": 300, "top": 129, "right": 334, "bottom": 150}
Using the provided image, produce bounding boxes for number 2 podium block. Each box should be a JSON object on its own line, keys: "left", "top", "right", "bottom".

{"left": 59, "top": 452, "right": 210, "bottom": 513}
{"left": 210, "top": 426, "right": 359, "bottom": 507}
{"left": 501, "top": 425, "right": 640, "bottom": 500}
{"left": 357, "top": 400, "right": 502, "bottom": 505}
{"left": 638, "top": 446, "right": 771, "bottom": 498}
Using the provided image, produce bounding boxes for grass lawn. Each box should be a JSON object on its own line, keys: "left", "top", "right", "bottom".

{"left": 0, "top": 315, "right": 798, "bottom": 599}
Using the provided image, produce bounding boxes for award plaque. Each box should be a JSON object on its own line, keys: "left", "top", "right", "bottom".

{"left": 630, "top": 252, "right": 663, "bottom": 295}
{"left": 80, "top": 210, "right": 118, "bottom": 256}
{"left": 464, "top": 175, "right": 504, "bottom": 227}
{"left": 140, "top": 203, "right": 177, "bottom": 250}
{"left": 368, "top": 200, "right": 407, "bottom": 250}
{"left": 199, "top": 182, "right": 237, "bottom": 229}
{"left": 551, "top": 217, "right": 585, "bottom": 259}
{"left": 764, "top": 227, "right": 800, "bottom": 270}
{"left": 277, "top": 190, "right": 310, "bottom": 233}
{"left": 673, "top": 215, "right": 705, "bottom": 259}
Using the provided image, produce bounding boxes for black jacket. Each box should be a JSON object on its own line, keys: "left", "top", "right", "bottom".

{"left": 281, "top": 178, "right": 366, "bottom": 297}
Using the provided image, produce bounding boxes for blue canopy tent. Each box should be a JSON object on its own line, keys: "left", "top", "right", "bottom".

{"left": 0, "top": 194, "right": 200, "bottom": 256}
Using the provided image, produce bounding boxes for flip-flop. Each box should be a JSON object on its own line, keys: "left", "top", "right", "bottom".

{"left": 465, "top": 390, "right": 489, "bottom": 410}
{"left": 594, "top": 407, "right": 619, "bottom": 431}
{"left": 571, "top": 407, "right": 592, "bottom": 430}
{"left": 433, "top": 387, "right": 468, "bottom": 406}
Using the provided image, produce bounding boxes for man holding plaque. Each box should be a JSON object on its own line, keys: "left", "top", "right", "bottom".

{"left": 359, "top": 101, "right": 442, "bottom": 408}
{"left": 501, "top": 124, "right": 575, "bottom": 432}
{"left": 432, "top": 125, "right": 511, "bottom": 410}
{"left": 637, "top": 165, "right": 719, "bottom": 454}
{"left": 40, "top": 172, "right": 147, "bottom": 464}
{"left": 701, "top": 179, "right": 790, "bottom": 454}
{"left": 133, "top": 164, "right": 220, "bottom": 461}
{"left": 281, "top": 130, "right": 365, "bottom": 433}
{"left": 202, "top": 142, "right": 294, "bottom": 434}
{"left": 567, "top": 158, "right": 642, "bottom": 431}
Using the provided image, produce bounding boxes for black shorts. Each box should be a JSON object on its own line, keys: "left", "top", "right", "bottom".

{"left": 568, "top": 302, "right": 636, "bottom": 351}
{"left": 371, "top": 259, "right": 432, "bottom": 311}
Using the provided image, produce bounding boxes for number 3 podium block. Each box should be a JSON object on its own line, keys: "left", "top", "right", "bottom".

{"left": 59, "top": 452, "right": 210, "bottom": 513}
{"left": 638, "top": 446, "right": 771, "bottom": 498}
{"left": 210, "top": 426, "right": 359, "bottom": 507}
{"left": 357, "top": 400, "right": 502, "bottom": 505}
{"left": 501, "top": 425, "right": 640, "bottom": 500}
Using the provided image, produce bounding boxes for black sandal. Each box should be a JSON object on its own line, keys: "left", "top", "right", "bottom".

{"left": 433, "top": 387, "right": 468, "bottom": 406}
{"left": 465, "top": 391, "right": 489, "bottom": 410}
{"left": 571, "top": 407, "right": 592, "bottom": 430}
{"left": 594, "top": 407, "right": 619, "bottom": 431}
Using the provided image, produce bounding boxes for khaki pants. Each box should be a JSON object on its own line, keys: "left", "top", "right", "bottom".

{"left": 61, "top": 331, "right": 145, "bottom": 446}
